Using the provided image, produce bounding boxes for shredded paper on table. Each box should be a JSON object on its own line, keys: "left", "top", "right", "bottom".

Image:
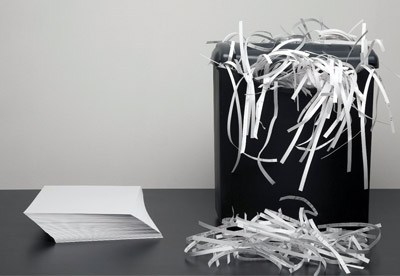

{"left": 208, "top": 18, "right": 394, "bottom": 191}
{"left": 185, "top": 196, "right": 381, "bottom": 275}
{"left": 185, "top": 19, "right": 391, "bottom": 274}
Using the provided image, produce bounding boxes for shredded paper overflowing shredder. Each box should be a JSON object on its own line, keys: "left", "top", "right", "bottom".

{"left": 212, "top": 42, "right": 378, "bottom": 224}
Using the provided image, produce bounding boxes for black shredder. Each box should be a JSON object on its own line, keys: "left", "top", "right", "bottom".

{"left": 212, "top": 42, "right": 378, "bottom": 224}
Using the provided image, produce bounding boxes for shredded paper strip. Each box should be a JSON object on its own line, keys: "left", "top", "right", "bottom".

{"left": 185, "top": 196, "right": 381, "bottom": 275}
{"left": 210, "top": 19, "right": 394, "bottom": 191}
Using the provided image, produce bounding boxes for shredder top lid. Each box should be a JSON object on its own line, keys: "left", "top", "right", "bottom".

{"left": 211, "top": 42, "right": 379, "bottom": 69}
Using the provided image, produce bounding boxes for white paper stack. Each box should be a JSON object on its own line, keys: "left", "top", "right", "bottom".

{"left": 24, "top": 186, "right": 162, "bottom": 243}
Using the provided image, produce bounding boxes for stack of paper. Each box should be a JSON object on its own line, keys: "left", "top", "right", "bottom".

{"left": 24, "top": 186, "right": 162, "bottom": 243}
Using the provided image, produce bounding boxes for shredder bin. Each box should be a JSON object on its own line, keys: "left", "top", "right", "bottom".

{"left": 212, "top": 42, "right": 378, "bottom": 224}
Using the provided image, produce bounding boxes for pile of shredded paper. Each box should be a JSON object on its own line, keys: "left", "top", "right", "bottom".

{"left": 185, "top": 196, "right": 381, "bottom": 275}
{"left": 208, "top": 19, "right": 394, "bottom": 191}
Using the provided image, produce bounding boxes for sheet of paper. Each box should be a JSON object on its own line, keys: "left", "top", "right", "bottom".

{"left": 24, "top": 186, "right": 162, "bottom": 243}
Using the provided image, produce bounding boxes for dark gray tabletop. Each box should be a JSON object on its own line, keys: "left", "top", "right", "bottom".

{"left": 0, "top": 189, "right": 399, "bottom": 275}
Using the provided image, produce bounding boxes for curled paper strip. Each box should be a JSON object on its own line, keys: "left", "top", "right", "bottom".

{"left": 213, "top": 19, "right": 394, "bottom": 191}
{"left": 185, "top": 196, "right": 381, "bottom": 275}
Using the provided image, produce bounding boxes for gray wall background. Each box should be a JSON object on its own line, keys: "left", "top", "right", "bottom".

{"left": 0, "top": 0, "right": 398, "bottom": 189}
